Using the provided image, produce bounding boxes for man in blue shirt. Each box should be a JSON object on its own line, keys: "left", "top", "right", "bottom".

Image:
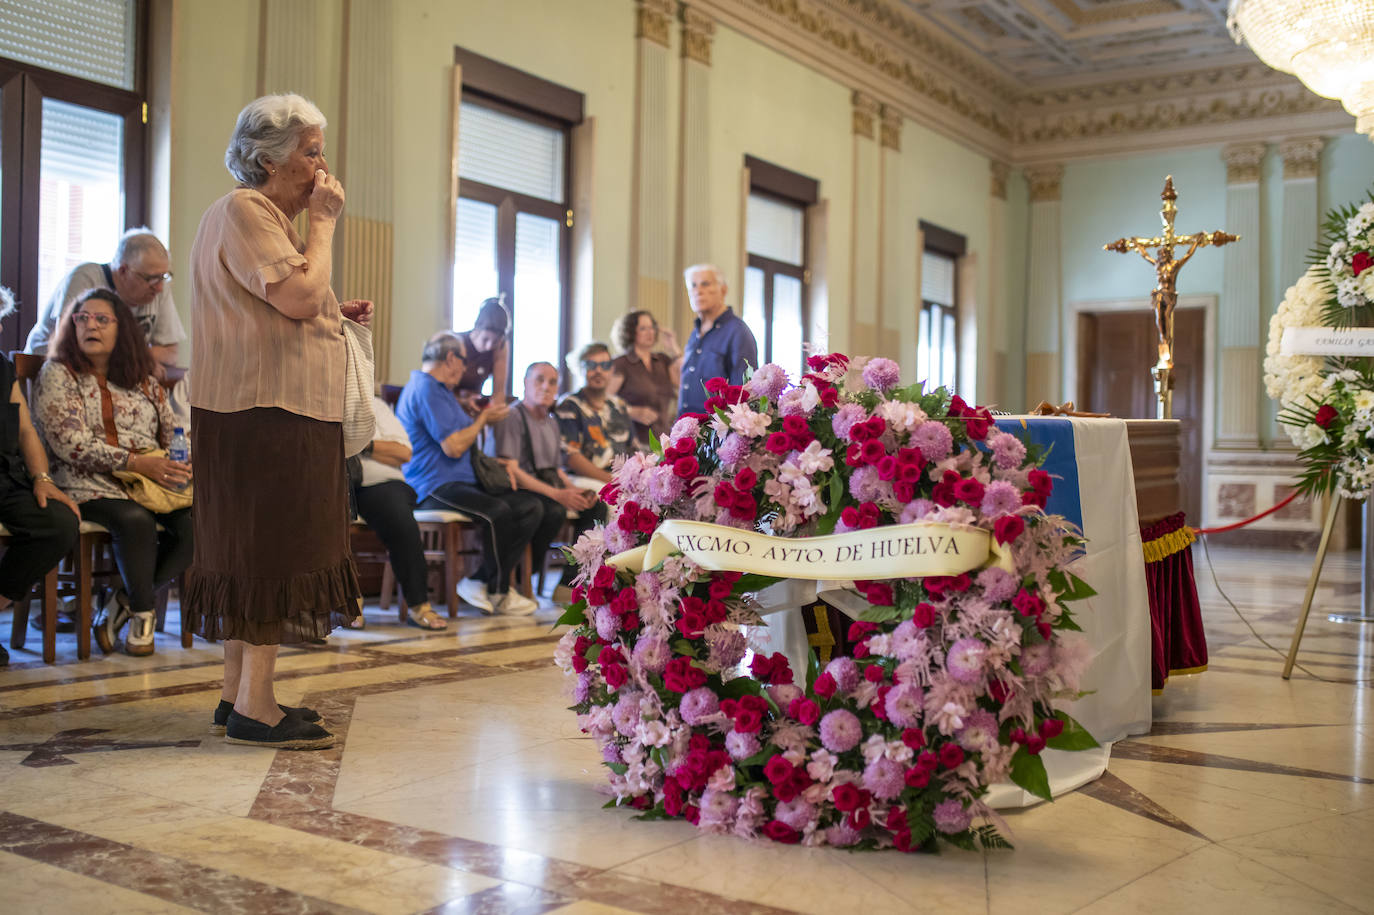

{"left": 678, "top": 263, "right": 759, "bottom": 415}
{"left": 396, "top": 332, "right": 541, "bottom": 616}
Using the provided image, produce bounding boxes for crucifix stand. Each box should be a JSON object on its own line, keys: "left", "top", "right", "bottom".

{"left": 1104, "top": 177, "right": 1239, "bottom": 419}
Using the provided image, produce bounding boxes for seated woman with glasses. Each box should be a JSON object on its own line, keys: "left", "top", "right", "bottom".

{"left": 554, "top": 342, "right": 636, "bottom": 485}
{"left": 32, "top": 288, "right": 193, "bottom": 657}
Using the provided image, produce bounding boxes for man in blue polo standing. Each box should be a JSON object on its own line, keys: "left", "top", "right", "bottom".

{"left": 677, "top": 263, "right": 759, "bottom": 416}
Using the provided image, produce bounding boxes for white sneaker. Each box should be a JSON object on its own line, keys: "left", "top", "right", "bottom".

{"left": 495, "top": 590, "right": 537, "bottom": 616}
{"left": 125, "top": 611, "right": 155, "bottom": 657}
{"left": 456, "top": 578, "right": 495, "bottom": 614}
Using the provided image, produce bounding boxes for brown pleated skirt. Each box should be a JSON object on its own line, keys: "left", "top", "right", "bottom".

{"left": 185, "top": 407, "right": 360, "bottom": 645}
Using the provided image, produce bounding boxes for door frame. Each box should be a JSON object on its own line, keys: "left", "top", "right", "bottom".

{"left": 1065, "top": 293, "right": 1216, "bottom": 520}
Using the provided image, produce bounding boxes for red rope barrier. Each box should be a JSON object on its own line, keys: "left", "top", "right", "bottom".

{"left": 1191, "top": 490, "right": 1300, "bottom": 536}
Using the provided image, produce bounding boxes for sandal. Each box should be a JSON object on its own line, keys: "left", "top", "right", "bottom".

{"left": 349, "top": 614, "right": 366, "bottom": 630}
{"left": 407, "top": 603, "right": 447, "bottom": 630}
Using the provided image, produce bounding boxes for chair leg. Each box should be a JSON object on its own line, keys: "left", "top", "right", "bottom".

{"left": 444, "top": 524, "right": 460, "bottom": 619}
{"left": 41, "top": 568, "right": 57, "bottom": 664}
{"left": 10, "top": 594, "right": 29, "bottom": 652}
{"left": 75, "top": 534, "right": 94, "bottom": 660}
{"left": 178, "top": 573, "right": 192, "bottom": 648}
{"left": 154, "top": 585, "right": 169, "bottom": 632}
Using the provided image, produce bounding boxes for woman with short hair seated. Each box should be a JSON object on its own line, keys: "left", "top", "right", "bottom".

{"left": 32, "top": 288, "right": 193, "bottom": 657}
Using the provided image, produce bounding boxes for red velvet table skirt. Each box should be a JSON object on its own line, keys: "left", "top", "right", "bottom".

{"left": 1140, "top": 511, "right": 1208, "bottom": 691}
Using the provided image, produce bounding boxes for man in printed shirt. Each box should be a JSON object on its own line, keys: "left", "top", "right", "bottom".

{"left": 555, "top": 342, "right": 635, "bottom": 484}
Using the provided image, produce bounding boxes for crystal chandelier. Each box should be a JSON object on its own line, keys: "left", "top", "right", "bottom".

{"left": 1229, "top": 0, "right": 1374, "bottom": 137}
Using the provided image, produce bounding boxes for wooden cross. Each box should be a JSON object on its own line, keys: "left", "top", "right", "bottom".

{"left": 1104, "top": 176, "right": 1239, "bottom": 419}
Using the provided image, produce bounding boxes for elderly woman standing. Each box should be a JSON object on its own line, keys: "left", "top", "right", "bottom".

{"left": 186, "top": 94, "right": 368, "bottom": 750}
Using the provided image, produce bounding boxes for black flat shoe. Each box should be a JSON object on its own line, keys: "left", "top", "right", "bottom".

{"left": 209, "top": 699, "right": 321, "bottom": 735}
{"left": 223, "top": 711, "right": 335, "bottom": 750}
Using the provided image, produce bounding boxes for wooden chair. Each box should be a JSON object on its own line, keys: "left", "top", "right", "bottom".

{"left": 351, "top": 510, "right": 480, "bottom": 622}
{"left": 2, "top": 524, "right": 61, "bottom": 663}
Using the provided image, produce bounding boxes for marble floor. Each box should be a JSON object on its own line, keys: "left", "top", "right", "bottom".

{"left": 1, "top": 543, "right": 1373, "bottom": 914}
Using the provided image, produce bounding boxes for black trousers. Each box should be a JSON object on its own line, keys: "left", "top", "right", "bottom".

{"left": 80, "top": 498, "right": 193, "bottom": 614}
{"left": 530, "top": 494, "right": 568, "bottom": 572}
{"left": 354, "top": 480, "right": 429, "bottom": 608}
{"left": 0, "top": 477, "right": 79, "bottom": 602}
{"left": 420, "top": 482, "right": 543, "bottom": 594}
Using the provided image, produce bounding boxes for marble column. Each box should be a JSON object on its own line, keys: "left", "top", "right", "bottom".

{"left": 630, "top": 0, "right": 675, "bottom": 325}
{"left": 1024, "top": 164, "right": 1063, "bottom": 405}
{"left": 674, "top": 2, "right": 714, "bottom": 333}
{"left": 988, "top": 161, "right": 1010, "bottom": 409}
{"left": 1215, "top": 142, "right": 1266, "bottom": 449}
{"left": 1265, "top": 136, "right": 1325, "bottom": 446}
{"left": 878, "top": 104, "right": 903, "bottom": 364}
{"left": 849, "top": 91, "right": 881, "bottom": 358}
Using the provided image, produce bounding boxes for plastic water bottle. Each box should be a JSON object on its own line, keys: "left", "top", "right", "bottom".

{"left": 168, "top": 427, "right": 190, "bottom": 490}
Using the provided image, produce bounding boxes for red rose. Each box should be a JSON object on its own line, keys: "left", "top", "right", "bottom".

{"left": 602, "top": 663, "right": 627, "bottom": 689}
{"left": 886, "top": 807, "right": 908, "bottom": 833}
{"left": 763, "top": 820, "right": 801, "bottom": 844}
{"left": 703, "top": 377, "right": 728, "bottom": 394}
{"left": 912, "top": 602, "right": 936, "bottom": 628}
{"left": 1026, "top": 734, "right": 1047, "bottom": 755}
{"left": 592, "top": 566, "right": 616, "bottom": 589}
{"left": 901, "top": 728, "right": 926, "bottom": 749}
{"left": 1027, "top": 468, "right": 1053, "bottom": 495}
{"left": 763, "top": 755, "right": 794, "bottom": 785}
{"left": 1314, "top": 404, "right": 1339, "bottom": 429}
{"left": 916, "top": 750, "right": 938, "bottom": 771}
{"left": 848, "top": 621, "right": 878, "bottom": 641}
{"left": 994, "top": 514, "right": 1026, "bottom": 545}
{"left": 861, "top": 440, "right": 886, "bottom": 464}
{"left": 847, "top": 807, "right": 872, "bottom": 830}
{"left": 813, "top": 671, "right": 838, "bottom": 698}
{"left": 904, "top": 766, "right": 931, "bottom": 788}
{"left": 894, "top": 830, "right": 917, "bottom": 853}
{"left": 1039, "top": 717, "right": 1065, "bottom": 739}
{"left": 863, "top": 664, "right": 886, "bottom": 683}
{"left": 733, "top": 708, "right": 763, "bottom": 734}
{"left": 1353, "top": 251, "right": 1374, "bottom": 276}
{"left": 832, "top": 783, "right": 863, "bottom": 812}
{"left": 673, "top": 456, "right": 699, "bottom": 478}
{"left": 735, "top": 467, "right": 758, "bottom": 490}
{"left": 939, "top": 744, "right": 965, "bottom": 769}
{"left": 629, "top": 795, "right": 651, "bottom": 810}
{"left": 765, "top": 432, "right": 792, "bottom": 454}
{"left": 788, "top": 697, "right": 820, "bottom": 725}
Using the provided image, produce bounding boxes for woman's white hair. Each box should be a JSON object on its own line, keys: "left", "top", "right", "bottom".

{"left": 224, "top": 94, "right": 327, "bottom": 187}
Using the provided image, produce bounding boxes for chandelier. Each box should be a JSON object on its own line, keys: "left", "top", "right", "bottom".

{"left": 1229, "top": 0, "right": 1374, "bottom": 137}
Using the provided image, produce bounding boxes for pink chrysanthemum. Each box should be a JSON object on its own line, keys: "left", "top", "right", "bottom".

{"left": 679, "top": 687, "right": 720, "bottom": 725}
{"left": 977, "top": 567, "right": 1019, "bottom": 603}
{"left": 957, "top": 709, "right": 1000, "bottom": 753}
{"left": 632, "top": 634, "right": 671, "bottom": 674}
{"left": 883, "top": 683, "right": 925, "bottom": 729}
{"left": 725, "top": 730, "right": 761, "bottom": 760}
{"left": 862, "top": 357, "right": 901, "bottom": 392}
{"left": 990, "top": 431, "right": 1027, "bottom": 470}
{"left": 819, "top": 709, "right": 863, "bottom": 753}
{"left": 933, "top": 798, "right": 973, "bottom": 834}
{"left": 862, "top": 755, "right": 905, "bottom": 800}
{"left": 825, "top": 657, "right": 861, "bottom": 693}
{"left": 746, "top": 363, "right": 789, "bottom": 400}
{"left": 774, "top": 797, "right": 818, "bottom": 832}
{"left": 980, "top": 480, "right": 1021, "bottom": 518}
{"left": 945, "top": 637, "right": 988, "bottom": 684}
{"left": 716, "top": 432, "right": 751, "bottom": 467}
{"left": 910, "top": 421, "right": 954, "bottom": 462}
{"left": 831, "top": 402, "right": 868, "bottom": 440}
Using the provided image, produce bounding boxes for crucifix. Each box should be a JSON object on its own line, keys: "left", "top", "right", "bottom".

{"left": 1104, "top": 176, "right": 1239, "bottom": 419}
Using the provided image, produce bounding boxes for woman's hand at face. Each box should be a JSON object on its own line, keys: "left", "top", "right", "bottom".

{"left": 341, "top": 299, "right": 373, "bottom": 326}
{"left": 309, "top": 170, "right": 345, "bottom": 221}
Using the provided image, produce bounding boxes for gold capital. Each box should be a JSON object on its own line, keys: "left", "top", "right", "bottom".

{"left": 636, "top": 0, "right": 674, "bottom": 47}
{"left": 879, "top": 105, "right": 902, "bottom": 150}
{"left": 1279, "top": 136, "right": 1325, "bottom": 180}
{"left": 1025, "top": 164, "right": 1063, "bottom": 203}
{"left": 852, "top": 90, "right": 879, "bottom": 140}
{"left": 990, "top": 161, "right": 1009, "bottom": 200}
{"left": 680, "top": 4, "right": 715, "bottom": 65}
{"left": 1221, "top": 142, "right": 1267, "bottom": 185}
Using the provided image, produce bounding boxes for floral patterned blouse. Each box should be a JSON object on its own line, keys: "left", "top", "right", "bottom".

{"left": 31, "top": 361, "right": 174, "bottom": 504}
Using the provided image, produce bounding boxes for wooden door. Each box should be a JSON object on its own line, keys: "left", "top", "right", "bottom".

{"left": 1077, "top": 308, "right": 1204, "bottom": 524}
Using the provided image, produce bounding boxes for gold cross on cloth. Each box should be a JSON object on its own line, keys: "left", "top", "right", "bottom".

{"left": 1103, "top": 176, "right": 1239, "bottom": 419}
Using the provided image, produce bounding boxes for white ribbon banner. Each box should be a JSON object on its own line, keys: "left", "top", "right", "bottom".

{"left": 1280, "top": 327, "right": 1374, "bottom": 356}
{"left": 605, "top": 518, "right": 1011, "bottom": 580}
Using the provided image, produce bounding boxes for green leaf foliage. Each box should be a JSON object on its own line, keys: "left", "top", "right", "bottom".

{"left": 1009, "top": 748, "right": 1053, "bottom": 802}
{"left": 1045, "top": 712, "right": 1100, "bottom": 751}
{"left": 552, "top": 600, "right": 587, "bottom": 629}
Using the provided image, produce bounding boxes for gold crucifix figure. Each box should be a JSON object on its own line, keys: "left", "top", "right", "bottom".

{"left": 1104, "top": 176, "right": 1239, "bottom": 419}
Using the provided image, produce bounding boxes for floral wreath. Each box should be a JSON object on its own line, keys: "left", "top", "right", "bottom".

{"left": 554, "top": 354, "right": 1099, "bottom": 852}
{"left": 1264, "top": 191, "right": 1374, "bottom": 498}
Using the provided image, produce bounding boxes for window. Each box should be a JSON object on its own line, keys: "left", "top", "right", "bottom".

{"left": 742, "top": 156, "right": 817, "bottom": 381}
{"left": 0, "top": 0, "right": 145, "bottom": 352}
{"left": 917, "top": 222, "right": 966, "bottom": 393}
{"left": 451, "top": 48, "right": 582, "bottom": 396}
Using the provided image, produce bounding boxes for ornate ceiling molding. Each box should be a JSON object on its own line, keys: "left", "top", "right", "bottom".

{"left": 687, "top": 0, "right": 1358, "bottom": 165}
{"left": 636, "top": 0, "right": 674, "bottom": 47}
{"left": 1025, "top": 164, "right": 1064, "bottom": 203}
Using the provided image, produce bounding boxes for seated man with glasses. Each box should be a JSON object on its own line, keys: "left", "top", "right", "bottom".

{"left": 555, "top": 342, "right": 636, "bottom": 485}
{"left": 25, "top": 227, "right": 186, "bottom": 379}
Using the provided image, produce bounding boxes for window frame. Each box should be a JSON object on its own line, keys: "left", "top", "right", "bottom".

{"left": 743, "top": 157, "right": 817, "bottom": 378}
{"left": 0, "top": 44, "right": 147, "bottom": 352}
{"left": 918, "top": 221, "right": 966, "bottom": 394}
{"left": 451, "top": 46, "right": 581, "bottom": 396}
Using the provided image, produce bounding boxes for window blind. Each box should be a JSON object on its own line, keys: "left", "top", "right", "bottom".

{"left": 458, "top": 101, "right": 564, "bottom": 202}
{"left": 921, "top": 250, "right": 956, "bottom": 306}
{"left": 0, "top": 0, "right": 137, "bottom": 90}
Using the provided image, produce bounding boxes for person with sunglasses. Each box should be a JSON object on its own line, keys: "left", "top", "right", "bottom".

{"left": 554, "top": 342, "right": 635, "bottom": 485}
{"left": 25, "top": 228, "right": 186, "bottom": 380}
